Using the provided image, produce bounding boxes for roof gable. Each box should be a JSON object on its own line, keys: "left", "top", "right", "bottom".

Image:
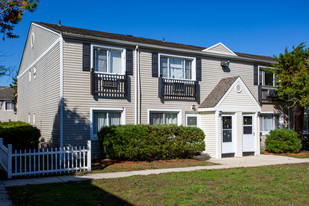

{"left": 202, "top": 43, "right": 237, "bottom": 56}
{"left": 0, "top": 87, "right": 14, "bottom": 100}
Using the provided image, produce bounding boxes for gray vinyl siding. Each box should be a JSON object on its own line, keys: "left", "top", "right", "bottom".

{"left": 219, "top": 84, "right": 257, "bottom": 107}
{"left": 0, "top": 100, "right": 17, "bottom": 121}
{"left": 19, "top": 24, "right": 60, "bottom": 75}
{"left": 207, "top": 44, "right": 233, "bottom": 54}
{"left": 200, "top": 58, "right": 258, "bottom": 103}
{"left": 18, "top": 42, "right": 61, "bottom": 145}
{"left": 62, "top": 40, "right": 136, "bottom": 156}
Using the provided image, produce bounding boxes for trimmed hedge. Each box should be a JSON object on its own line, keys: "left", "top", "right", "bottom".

{"left": 98, "top": 124, "right": 205, "bottom": 161}
{"left": 265, "top": 129, "right": 302, "bottom": 153}
{"left": 0, "top": 121, "right": 40, "bottom": 150}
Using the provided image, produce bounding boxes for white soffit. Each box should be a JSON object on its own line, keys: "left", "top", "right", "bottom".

{"left": 202, "top": 42, "right": 238, "bottom": 56}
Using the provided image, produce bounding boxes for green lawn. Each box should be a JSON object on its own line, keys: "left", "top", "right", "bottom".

{"left": 7, "top": 163, "right": 309, "bottom": 206}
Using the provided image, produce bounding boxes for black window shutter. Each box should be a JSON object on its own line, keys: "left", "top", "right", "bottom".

{"left": 83, "top": 43, "right": 91, "bottom": 71}
{"left": 126, "top": 48, "right": 133, "bottom": 75}
{"left": 196, "top": 58, "right": 202, "bottom": 81}
{"left": 254, "top": 65, "right": 258, "bottom": 85}
{"left": 152, "top": 52, "right": 158, "bottom": 77}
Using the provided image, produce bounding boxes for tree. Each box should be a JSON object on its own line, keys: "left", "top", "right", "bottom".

{"left": 10, "top": 72, "right": 17, "bottom": 112}
{"left": 271, "top": 43, "right": 309, "bottom": 137}
{"left": 0, "top": 0, "right": 38, "bottom": 40}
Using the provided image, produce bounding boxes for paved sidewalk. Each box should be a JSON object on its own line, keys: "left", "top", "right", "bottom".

{"left": 2, "top": 154, "right": 309, "bottom": 188}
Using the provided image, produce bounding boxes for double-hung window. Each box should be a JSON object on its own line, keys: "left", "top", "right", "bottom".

{"left": 149, "top": 111, "right": 179, "bottom": 125}
{"left": 260, "top": 114, "right": 279, "bottom": 134}
{"left": 160, "top": 55, "right": 194, "bottom": 80}
{"left": 5, "top": 101, "right": 14, "bottom": 111}
{"left": 91, "top": 109, "right": 125, "bottom": 139}
{"left": 260, "top": 67, "right": 275, "bottom": 87}
{"left": 93, "top": 46, "right": 125, "bottom": 74}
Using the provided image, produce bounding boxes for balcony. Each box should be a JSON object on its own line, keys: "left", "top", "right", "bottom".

{"left": 91, "top": 69, "right": 127, "bottom": 98}
{"left": 159, "top": 77, "right": 198, "bottom": 101}
{"left": 258, "top": 85, "right": 279, "bottom": 102}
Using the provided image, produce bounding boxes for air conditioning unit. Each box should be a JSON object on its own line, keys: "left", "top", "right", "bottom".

{"left": 267, "top": 89, "right": 277, "bottom": 98}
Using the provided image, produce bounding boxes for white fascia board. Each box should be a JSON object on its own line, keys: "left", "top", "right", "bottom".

{"left": 197, "top": 108, "right": 216, "bottom": 112}
{"left": 18, "top": 38, "right": 61, "bottom": 78}
{"left": 214, "top": 107, "right": 261, "bottom": 113}
{"left": 32, "top": 23, "right": 61, "bottom": 36}
{"left": 202, "top": 42, "right": 237, "bottom": 56}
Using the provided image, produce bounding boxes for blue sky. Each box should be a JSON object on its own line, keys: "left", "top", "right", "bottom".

{"left": 0, "top": 0, "right": 308, "bottom": 86}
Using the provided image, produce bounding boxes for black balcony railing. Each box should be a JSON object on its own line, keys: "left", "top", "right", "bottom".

{"left": 159, "top": 77, "right": 198, "bottom": 100}
{"left": 91, "top": 69, "right": 127, "bottom": 98}
{"left": 258, "top": 84, "right": 279, "bottom": 102}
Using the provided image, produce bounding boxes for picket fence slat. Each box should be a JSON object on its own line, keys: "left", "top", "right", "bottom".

{"left": 0, "top": 138, "right": 91, "bottom": 179}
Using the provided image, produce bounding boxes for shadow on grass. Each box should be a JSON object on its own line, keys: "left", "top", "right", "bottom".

{"left": 7, "top": 180, "right": 133, "bottom": 206}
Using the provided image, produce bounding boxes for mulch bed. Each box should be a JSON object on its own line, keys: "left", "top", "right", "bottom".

{"left": 263, "top": 150, "right": 309, "bottom": 156}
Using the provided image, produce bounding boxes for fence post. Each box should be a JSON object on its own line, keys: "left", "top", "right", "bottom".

{"left": 7, "top": 144, "right": 12, "bottom": 179}
{"left": 87, "top": 140, "right": 91, "bottom": 172}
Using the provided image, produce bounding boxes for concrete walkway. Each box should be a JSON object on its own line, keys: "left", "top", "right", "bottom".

{"left": 2, "top": 155, "right": 309, "bottom": 188}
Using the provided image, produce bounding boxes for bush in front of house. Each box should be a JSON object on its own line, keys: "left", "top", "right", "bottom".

{"left": 0, "top": 121, "right": 40, "bottom": 150}
{"left": 98, "top": 124, "right": 205, "bottom": 161}
{"left": 265, "top": 129, "right": 302, "bottom": 153}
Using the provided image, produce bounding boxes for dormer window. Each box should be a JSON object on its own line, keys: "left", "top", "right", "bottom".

{"left": 92, "top": 45, "right": 125, "bottom": 74}
{"left": 159, "top": 54, "right": 195, "bottom": 80}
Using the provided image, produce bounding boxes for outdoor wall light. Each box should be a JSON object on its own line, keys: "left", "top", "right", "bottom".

{"left": 219, "top": 111, "right": 222, "bottom": 116}
{"left": 191, "top": 104, "right": 197, "bottom": 111}
{"left": 221, "top": 60, "right": 230, "bottom": 68}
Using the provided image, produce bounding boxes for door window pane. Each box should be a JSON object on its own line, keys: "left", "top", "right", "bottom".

{"left": 110, "top": 50, "right": 122, "bottom": 73}
{"left": 243, "top": 126, "right": 252, "bottom": 134}
{"left": 243, "top": 116, "right": 252, "bottom": 125}
{"left": 223, "top": 130, "right": 232, "bottom": 142}
{"left": 185, "top": 61, "right": 191, "bottom": 79}
{"left": 223, "top": 116, "right": 232, "bottom": 129}
{"left": 160, "top": 57, "right": 168, "bottom": 77}
{"left": 94, "top": 48, "right": 107, "bottom": 72}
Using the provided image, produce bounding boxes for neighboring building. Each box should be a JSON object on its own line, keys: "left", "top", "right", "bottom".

{"left": 17, "top": 22, "right": 285, "bottom": 158}
{"left": 0, "top": 86, "right": 17, "bottom": 122}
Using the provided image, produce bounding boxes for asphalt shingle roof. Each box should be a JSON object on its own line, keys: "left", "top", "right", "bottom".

{"left": 199, "top": 76, "right": 239, "bottom": 108}
{"left": 0, "top": 86, "right": 14, "bottom": 100}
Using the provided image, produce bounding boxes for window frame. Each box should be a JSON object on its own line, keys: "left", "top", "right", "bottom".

{"left": 147, "top": 109, "right": 182, "bottom": 126}
{"left": 90, "top": 107, "right": 126, "bottom": 140}
{"left": 185, "top": 113, "right": 200, "bottom": 127}
{"left": 259, "top": 66, "right": 276, "bottom": 87}
{"left": 158, "top": 53, "right": 196, "bottom": 81}
{"left": 90, "top": 44, "right": 126, "bottom": 75}
{"left": 4, "top": 101, "right": 14, "bottom": 111}
{"left": 260, "top": 113, "right": 280, "bottom": 135}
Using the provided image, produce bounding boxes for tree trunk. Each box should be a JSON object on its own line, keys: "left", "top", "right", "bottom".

{"left": 295, "top": 103, "right": 304, "bottom": 138}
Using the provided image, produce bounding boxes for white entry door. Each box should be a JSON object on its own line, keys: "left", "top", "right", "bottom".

{"left": 242, "top": 114, "right": 255, "bottom": 155}
{"left": 222, "top": 115, "right": 235, "bottom": 157}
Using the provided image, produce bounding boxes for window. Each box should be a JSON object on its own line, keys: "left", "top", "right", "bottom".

{"left": 260, "top": 68, "right": 275, "bottom": 87}
{"left": 260, "top": 114, "right": 279, "bottom": 133}
{"left": 160, "top": 55, "right": 194, "bottom": 80}
{"left": 91, "top": 109, "right": 124, "bottom": 139}
{"left": 5, "top": 101, "right": 14, "bottom": 111}
{"left": 28, "top": 113, "right": 31, "bottom": 123}
{"left": 29, "top": 69, "right": 31, "bottom": 82}
{"left": 33, "top": 113, "right": 36, "bottom": 125}
{"left": 186, "top": 114, "right": 199, "bottom": 127}
{"left": 149, "top": 111, "right": 179, "bottom": 125}
{"left": 92, "top": 46, "right": 124, "bottom": 74}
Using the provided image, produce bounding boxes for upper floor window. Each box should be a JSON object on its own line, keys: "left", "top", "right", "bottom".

{"left": 5, "top": 101, "right": 14, "bottom": 111}
{"left": 260, "top": 67, "right": 275, "bottom": 87}
{"left": 159, "top": 54, "right": 195, "bottom": 80}
{"left": 92, "top": 45, "right": 125, "bottom": 74}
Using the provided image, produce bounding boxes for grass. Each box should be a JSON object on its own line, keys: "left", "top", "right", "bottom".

{"left": 7, "top": 163, "right": 309, "bottom": 206}
{"left": 86, "top": 158, "right": 217, "bottom": 174}
{"left": 287, "top": 154, "right": 309, "bottom": 158}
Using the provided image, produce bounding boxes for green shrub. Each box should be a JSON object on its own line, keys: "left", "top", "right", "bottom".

{"left": 0, "top": 121, "right": 40, "bottom": 150}
{"left": 98, "top": 124, "right": 205, "bottom": 161}
{"left": 265, "top": 129, "right": 302, "bottom": 153}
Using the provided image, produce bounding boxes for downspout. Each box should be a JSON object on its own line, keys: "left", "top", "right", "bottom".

{"left": 59, "top": 35, "right": 64, "bottom": 148}
{"left": 134, "top": 46, "right": 139, "bottom": 125}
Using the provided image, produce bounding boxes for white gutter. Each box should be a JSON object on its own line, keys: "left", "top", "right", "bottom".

{"left": 134, "top": 46, "right": 139, "bottom": 125}
{"left": 59, "top": 35, "right": 64, "bottom": 148}
{"left": 61, "top": 33, "right": 276, "bottom": 65}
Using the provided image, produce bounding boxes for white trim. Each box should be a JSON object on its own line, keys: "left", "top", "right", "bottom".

{"left": 158, "top": 53, "right": 196, "bottom": 81}
{"left": 215, "top": 111, "right": 220, "bottom": 159}
{"left": 221, "top": 113, "right": 236, "bottom": 156}
{"left": 60, "top": 36, "right": 64, "bottom": 148}
{"left": 258, "top": 65, "right": 276, "bottom": 87}
{"left": 147, "top": 109, "right": 182, "bottom": 126}
{"left": 185, "top": 114, "right": 200, "bottom": 127}
{"left": 32, "top": 23, "right": 61, "bottom": 36}
{"left": 90, "top": 107, "right": 126, "bottom": 140}
{"left": 134, "top": 46, "right": 138, "bottom": 125}
{"left": 202, "top": 42, "right": 237, "bottom": 56}
{"left": 242, "top": 113, "right": 256, "bottom": 154}
{"left": 4, "top": 101, "right": 14, "bottom": 111}
{"left": 215, "top": 107, "right": 261, "bottom": 113}
{"left": 18, "top": 38, "right": 61, "bottom": 78}
{"left": 90, "top": 44, "right": 126, "bottom": 75}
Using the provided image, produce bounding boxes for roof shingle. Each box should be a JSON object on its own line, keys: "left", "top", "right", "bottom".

{"left": 0, "top": 86, "right": 14, "bottom": 100}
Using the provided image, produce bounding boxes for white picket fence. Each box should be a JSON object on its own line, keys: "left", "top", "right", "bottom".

{"left": 0, "top": 138, "right": 91, "bottom": 179}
